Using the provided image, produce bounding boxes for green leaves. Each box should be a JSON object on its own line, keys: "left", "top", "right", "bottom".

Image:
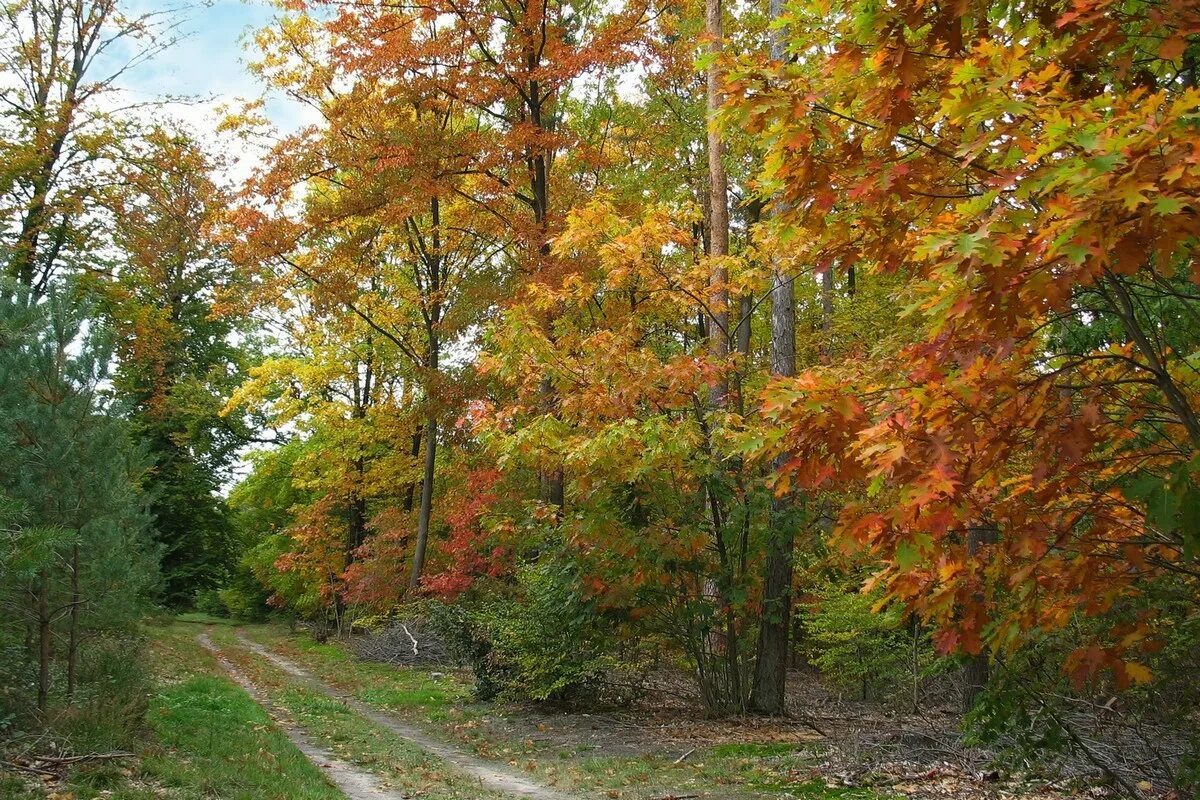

{"left": 1124, "top": 462, "right": 1200, "bottom": 560}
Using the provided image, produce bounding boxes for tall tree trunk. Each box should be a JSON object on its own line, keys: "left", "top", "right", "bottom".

{"left": 733, "top": 199, "right": 762, "bottom": 410}
{"left": 66, "top": 543, "right": 80, "bottom": 698}
{"left": 962, "top": 523, "right": 996, "bottom": 712}
{"left": 411, "top": 195, "right": 442, "bottom": 587}
{"left": 751, "top": 0, "right": 800, "bottom": 714}
{"left": 703, "top": 0, "right": 745, "bottom": 714}
{"left": 541, "top": 378, "right": 565, "bottom": 507}
{"left": 346, "top": 346, "right": 373, "bottom": 571}
{"left": 751, "top": 490, "right": 796, "bottom": 711}
{"left": 332, "top": 585, "right": 346, "bottom": 637}
{"left": 347, "top": 487, "right": 367, "bottom": 555}
{"left": 37, "top": 568, "right": 51, "bottom": 715}
{"left": 820, "top": 268, "right": 834, "bottom": 332}
{"left": 734, "top": 295, "right": 752, "bottom": 414}
{"left": 410, "top": 415, "right": 437, "bottom": 588}
{"left": 530, "top": 97, "right": 565, "bottom": 512}
{"left": 403, "top": 427, "right": 422, "bottom": 513}
{"left": 736, "top": 295, "right": 752, "bottom": 357}
{"left": 706, "top": 0, "right": 730, "bottom": 404}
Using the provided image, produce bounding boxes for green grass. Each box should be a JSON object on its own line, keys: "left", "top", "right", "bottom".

{"left": 3, "top": 622, "right": 349, "bottom": 800}
{"left": 173, "top": 611, "right": 241, "bottom": 626}
{"left": 511, "top": 746, "right": 881, "bottom": 798}
{"left": 0, "top": 775, "right": 43, "bottom": 799}
{"left": 710, "top": 742, "right": 806, "bottom": 758}
{"left": 211, "top": 630, "right": 510, "bottom": 800}
{"left": 134, "top": 673, "right": 344, "bottom": 800}
{"left": 240, "top": 626, "right": 474, "bottom": 713}
{"left": 236, "top": 625, "right": 885, "bottom": 799}
{"left": 8, "top": 621, "right": 888, "bottom": 799}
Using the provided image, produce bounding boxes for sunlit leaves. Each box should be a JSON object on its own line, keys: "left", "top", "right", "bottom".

{"left": 733, "top": 0, "right": 1200, "bottom": 688}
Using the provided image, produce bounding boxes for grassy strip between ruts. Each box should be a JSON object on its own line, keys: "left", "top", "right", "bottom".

{"left": 2, "top": 621, "right": 345, "bottom": 800}
{"left": 205, "top": 625, "right": 510, "bottom": 800}
{"left": 234, "top": 624, "right": 886, "bottom": 800}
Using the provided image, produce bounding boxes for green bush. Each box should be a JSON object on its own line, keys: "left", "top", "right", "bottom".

{"left": 217, "top": 585, "right": 269, "bottom": 621}
{"left": 193, "top": 588, "right": 225, "bottom": 617}
{"left": 53, "top": 633, "right": 151, "bottom": 752}
{"left": 967, "top": 592, "right": 1200, "bottom": 796}
{"left": 431, "top": 561, "right": 637, "bottom": 705}
{"left": 426, "top": 601, "right": 506, "bottom": 700}
{"left": 802, "top": 585, "right": 910, "bottom": 701}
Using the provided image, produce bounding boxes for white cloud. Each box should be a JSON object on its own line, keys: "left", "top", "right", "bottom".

{"left": 98, "top": 0, "right": 319, "bottom": 180}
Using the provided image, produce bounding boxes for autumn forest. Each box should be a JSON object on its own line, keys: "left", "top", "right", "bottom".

{"left": 1, "top": 0, "right": 1198, "bottom": 797}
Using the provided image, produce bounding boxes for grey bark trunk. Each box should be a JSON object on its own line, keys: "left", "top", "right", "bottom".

{"left": 961, "top": 523, "right": 997, "bottom": 713}
{"left": 706, "top": 0, "right": 730, "bottom": 408}
{"left": 751, "top": 0, "right": 799, "bottom": 714}
{"left": 410, "top": 195, "right": 442, "bottom": 587}
{"left": 403, "top": 427, "right": 422, "bottom": 513}
{"left": 736, "top": 295, "right": 752, "bottom": 357}
{"left": 821, "top": 268, "right": 834, "bottom": 332}
{"left": 409, "top": 415, "right": 437, "bottom": 587}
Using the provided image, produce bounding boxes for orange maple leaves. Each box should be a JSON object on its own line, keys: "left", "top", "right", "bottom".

{"left": 736, "top": 0, "right": 1200, "bottom": 684}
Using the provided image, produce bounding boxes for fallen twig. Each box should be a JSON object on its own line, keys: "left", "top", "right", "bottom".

{"left": 4, "top": 760, "right": 57, "bottom": 777}
{"left": 672, "top": 747, "right": 696, "bottom": 764}
{"left": 400, "top": 624, "right": 419, "bottom": 656}
{"left": 33, "top": 751, "right": 135, "bottom": 765}
{"left": 793, "top": 714, "right": 828, "bottom": 738}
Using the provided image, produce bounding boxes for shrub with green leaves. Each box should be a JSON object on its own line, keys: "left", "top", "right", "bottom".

{"left": 802, "top": 585, "right": 910, "bottom": 702}
{"left": 967, "top": 588, "right": 1200, "bottom": 796}
{"left": 432, "top": 559, "right": 637, "bottom": 705}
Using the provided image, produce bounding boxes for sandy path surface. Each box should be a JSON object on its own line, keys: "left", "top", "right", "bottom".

{"left": 197, "top": 631, "right": 408, "bottom": 800}
{"left": 231, "top": 631, "right": 572, "bottom": 800}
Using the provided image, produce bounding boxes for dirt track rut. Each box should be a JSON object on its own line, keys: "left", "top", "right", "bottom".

{"left": 230, "top": 631, "right": 572, "bottom": 800}
{"left": 197, "top": 631, "right": 407, "bottom": 800}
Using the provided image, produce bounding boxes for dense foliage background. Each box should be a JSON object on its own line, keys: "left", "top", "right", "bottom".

{"left": 1, "top": 0, "right": 1196, "bottom": 794}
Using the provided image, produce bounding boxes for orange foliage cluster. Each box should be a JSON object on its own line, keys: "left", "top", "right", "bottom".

{"left": 732, "top": 0, "right": 1200, "bottom": 684}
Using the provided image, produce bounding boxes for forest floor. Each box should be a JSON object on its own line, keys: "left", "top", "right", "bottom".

{"left": 1, "top": 619, "right": 1117, "bottom": 800}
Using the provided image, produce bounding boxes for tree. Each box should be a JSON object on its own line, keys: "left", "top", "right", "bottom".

{"left": 309, "top": 0, "right": 653, "bottom": 509}
{"left": 0, "top": 0, "right": 178, "bottom": 296}
{"left": 100, "top": 129, "right": 255, "bottom": 605}
{"left": 475, "top": 199, "right": 766, "bottom": 713}
{"left": 734, "top": 0, "right": 1200, "bottom": 705}
{"left": 232, "top": 13, "right": 513, "bottom": 599}
{"left": 748, "top": 0, "right": 799, "bottom": 714}
{"left": 0, "top": 286, "right": 155, "bottom": 719}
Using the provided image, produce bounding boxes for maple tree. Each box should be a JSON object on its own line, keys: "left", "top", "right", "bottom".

{"left": 748, "top": 0, "right": 798, "bottom": 714}
{"left": 226, "top": 7, "right": 517, "bottom": 613}
{"left": 475, "top": 195, "right": 769, "bottom": 712}
{"left": 315, "top": 0, "right": 656, "bottom": 508}
{"left": 730, "top": 0, "right": 1200, "bottom": 697}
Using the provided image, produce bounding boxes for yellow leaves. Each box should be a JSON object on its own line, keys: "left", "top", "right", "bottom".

{"left": 936, "top": 557, "right": 962, "bottom": 584}
{"left": 1119, "top": 661, "right": 1154, "bottom": 687}
{"left": 554, "top": 200, "right": 622, "bottom": 257}
{"left": 860, "top": 440, "right": 907, "bottom": 477}
{"left": 1116, "top": 180, "right": 1154, "bottom": 211}
{"left": 1032, "top": 62, "right": 1063, "bottom": 84}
